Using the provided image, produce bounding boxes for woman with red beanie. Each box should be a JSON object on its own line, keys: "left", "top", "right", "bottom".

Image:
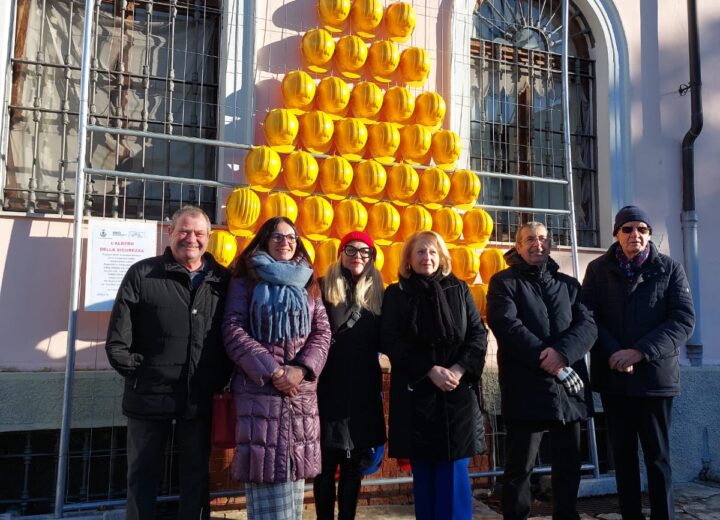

{"left": 313, "top": 231, "right": 387, "bottom": 520}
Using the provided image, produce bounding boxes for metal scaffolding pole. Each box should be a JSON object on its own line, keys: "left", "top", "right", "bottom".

{"left": 53, "top": 0, "right": 95, "bottom": 516}
{"left": 561, "top": 0, "right": 601, "bottom": 479}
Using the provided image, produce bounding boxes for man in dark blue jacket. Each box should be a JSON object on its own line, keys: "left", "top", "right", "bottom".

{"left": 106, "top": 206, "right": 230, "bottom": 520}
{"left": 487, "top": 222, "right": 597, "bottom": 520}
{"left": 582, "top": 206, "right": 695, "bottom": 520}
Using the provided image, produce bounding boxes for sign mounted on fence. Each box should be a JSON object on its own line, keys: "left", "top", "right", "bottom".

{"left": 84, "top": 220, "right": 157, "bottom": 312}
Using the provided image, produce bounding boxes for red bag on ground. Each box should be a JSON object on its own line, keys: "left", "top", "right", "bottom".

{"left": 211, "top": 390, "right": 236, "bottom": 449}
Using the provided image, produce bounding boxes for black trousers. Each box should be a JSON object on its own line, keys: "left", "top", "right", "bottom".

{"left": 602, "top": 395, "right": 674, "bottom": 520}
{"left": 126, "top": 416, "right": 211, "bottom": 520}
{"left": 313, "top": 448, "right": 364, "bottom": 520}
{"left": 502, "top": 420, "right": 582, "bottom": 520}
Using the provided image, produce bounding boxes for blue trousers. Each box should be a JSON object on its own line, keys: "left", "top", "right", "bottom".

{"left": 410, "top": 458, "right": 472, "bottom": 520}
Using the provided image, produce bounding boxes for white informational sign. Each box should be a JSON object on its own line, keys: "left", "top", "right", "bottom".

{"left": 85, "top": 220, "right": 158, "bottom": 311}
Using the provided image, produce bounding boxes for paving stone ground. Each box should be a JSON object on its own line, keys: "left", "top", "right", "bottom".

{"left": 210, "top": 481, "right": 720, "bottom": 520}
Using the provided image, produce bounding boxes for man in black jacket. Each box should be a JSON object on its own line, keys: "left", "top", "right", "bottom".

{"left": 106, "top": 206, "right": 231, "bottom": 520}
{"left": 582, "top": 206, "right": 695, "bottom": 520}
{"left": 487, "top": 221, "right": 597, "bottom": 520}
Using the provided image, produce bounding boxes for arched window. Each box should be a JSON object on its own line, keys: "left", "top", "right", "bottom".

{"left": 471, "top": 0, "right": 598, "bottom": 246}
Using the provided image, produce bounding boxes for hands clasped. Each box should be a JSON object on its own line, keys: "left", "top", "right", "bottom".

{"left": 428, "top": 364, "right": 466, "bottom": 392}
{"left": 609, "top": 348, "right": 644, "bottom": 374}
{"left": 271, "top": 366, "right": 306, "bottom": 397}
{"left": 539, "top": 347, "right": 584, "bottom": 395}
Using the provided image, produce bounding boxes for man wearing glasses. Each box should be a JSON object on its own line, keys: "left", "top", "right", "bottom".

{"left": 486, "top": 222, "right": 597, "bottom": 520}
{"left": 582, "top": 205, "right": 695, "bottom": 520}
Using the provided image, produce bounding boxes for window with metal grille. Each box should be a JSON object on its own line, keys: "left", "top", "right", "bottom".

{"left": 471, "top": 0, "right": 598, "bottom": 246}
{"left": 3, "top": 0, "right": 222, "bottom": 220}
{"left": 0, "top": 426, "right": 186, "bottom": 516}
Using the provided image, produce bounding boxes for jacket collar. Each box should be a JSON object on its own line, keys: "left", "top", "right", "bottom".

{"left": 600, "top": 241, "right": 663, "bottom": 271}
{"left": 504, "top": 247, "right": 559, "bottom": 279}
{"left": 161, "top": 247, "right": 224, "bottom": 282}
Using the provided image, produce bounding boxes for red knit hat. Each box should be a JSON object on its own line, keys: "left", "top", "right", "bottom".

{"left": 338, "top": 230, "right": 375, "bottom": 257}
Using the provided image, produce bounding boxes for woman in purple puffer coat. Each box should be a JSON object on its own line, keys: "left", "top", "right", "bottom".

{"left": 223, "top": 217, "right": 331, "bottom": 520}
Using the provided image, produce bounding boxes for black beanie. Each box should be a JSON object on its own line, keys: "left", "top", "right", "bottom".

{"left": 613, "top": 205, "right": 653, "bottom": 236}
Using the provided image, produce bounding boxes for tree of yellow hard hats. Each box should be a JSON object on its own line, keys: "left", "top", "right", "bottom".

{"left": 209, "top": 0, "right": 504, "bottom": 295}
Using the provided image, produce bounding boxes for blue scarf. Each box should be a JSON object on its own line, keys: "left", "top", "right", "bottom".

{"left": 249, "top": 252, "right": 313, "bottom": 343}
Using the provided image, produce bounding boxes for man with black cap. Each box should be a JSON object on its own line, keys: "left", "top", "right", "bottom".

{"left": 582, "top": 205, "right": 695, "bottom": 520}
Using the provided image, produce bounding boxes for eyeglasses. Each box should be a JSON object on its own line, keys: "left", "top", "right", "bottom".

{"left": 343, "top": 245, "right": 373, "bottom": 258}
{"left": 270, "top": 232, "right": 298, "bottom": 243}
{"left": 523, "top": 236, "right": 549, "bottom": 245}
{"left": 620, "top": 226, "right": 650, "bottom": 235}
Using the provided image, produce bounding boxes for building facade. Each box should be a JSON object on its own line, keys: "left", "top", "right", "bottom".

{"left": 0, "top": 0, "right": 718, "bottom": 514}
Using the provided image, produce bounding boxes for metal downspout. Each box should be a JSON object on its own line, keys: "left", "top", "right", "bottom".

{"left": 680, "top": 0, "right": 703, "bottom": 366}
{"left": 54, "top": 0, "right": 95, "bottom": 516}
{"left": 561, "top": 0, "right": 600, "bottom": 479}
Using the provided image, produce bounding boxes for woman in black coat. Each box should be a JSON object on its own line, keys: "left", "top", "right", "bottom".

{"left": 381, "top": 230, "right": 487, "bottom": 520}
{"left": 314, "top": 231, "right": 387, "bottom": 520}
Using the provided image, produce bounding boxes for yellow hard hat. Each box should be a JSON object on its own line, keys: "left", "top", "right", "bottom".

{"left": 300, "top": 236, "right": 316, "bottom": 264}
{"left": 351, "top": 0, "right": 384, "bottom": 38}
{"left": 207, "top": 229, "right": 238, "bottom": 268}
{"left": 263, "top": 108, "right": 299, "bottom": 153}
{"left": 301, "top": 28, "right": 336, "bottom": 73}
{"left": 432, "top": 207, "right": 463, "bottom": 243}
{"left": 300, "top": 110, "right": 335, "bottom": 154}
{"left": 367, "top": 202, "right": 400, "bottom": 245}
{"left": 334, "top": 35, "right": 368, "bottom": 79}
{"left": 334, "top": 118, "right": 368, "bottom": 160}
{"left": 462, "top": 208, "right": 494, "bottom": 248}
{"left": 298, "top": 195, "right": 334, "bottom": 241}
{"left": 319, "top": 155, "right": 354, "bottom": 200}
{"left": 398, "top": 204, "right": 433, "bottom": 240}
{"left": 383, "top": 86, "right": 415, "bottom": 125}
{"left": 399, "top": 47, "right": 430, "bottom": 85}
{"left": 353, "top": 159, "right": 387, "bottom": 203}
{"left": 226, "top": 187, "right": 261, "bottom": 237}
{"left": 374, "top": 243, "right": 385, "bottom": 271}
{"left": 386, "top": 163, "right": 419, "bottom": 206}
{"left": 316, "top": 76, "right": 351, "bottom": 119}
{"left": 385, "top": 2, "right": 416, "bottom": 42}
{"left": 448, "top": 169, "right": 481, "bottom": 209}
{"left": 469, "top": 283, "right": 489, "bottom": 317}
{"left": 450, "top": 245, "right": 480, "bottom": 283}
{"left": 414, "top": 92, "right": 446, "bottom": 128}
{"left": 367, "top": 122, "right": 400, "bottom": 164}
{"left": 431, "top": 129, "right": 461, "bottom": 169}
{"left": 479, "top": 247, "right": 507, "bottom": 284}
{"left": 333, "top": 198, "right": 369, "bottom": 236}
{"left": 244, "top": 146, "right": 281, "bottom": 192}
{"left": 367, "top": 40, "right": 400, "bottom": 83}
{"left": 283, "top": 150, "right": 319, "bottom": 196}
{"left": 379, "top": 242, "right": 404, "bottom": 283}
{"left": 281, "top": 70, "right": 316, "bottom": 114}
{"left": 399, "top": 124, "right": 432, "bottom": 164}
{"left": 315, "top": 238, "right": 341, "bottom": 277}
{"left": 317, "top": 0, "right": 351, "bottom": 32}
{"left": 349, "top": 81, "right": 384, "bottom": 123}
{"left": 262, "top": 192, "right": 299, "bottom": 222}
{"left": 418, "top": 166, "right": 450, "bottom": 209}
